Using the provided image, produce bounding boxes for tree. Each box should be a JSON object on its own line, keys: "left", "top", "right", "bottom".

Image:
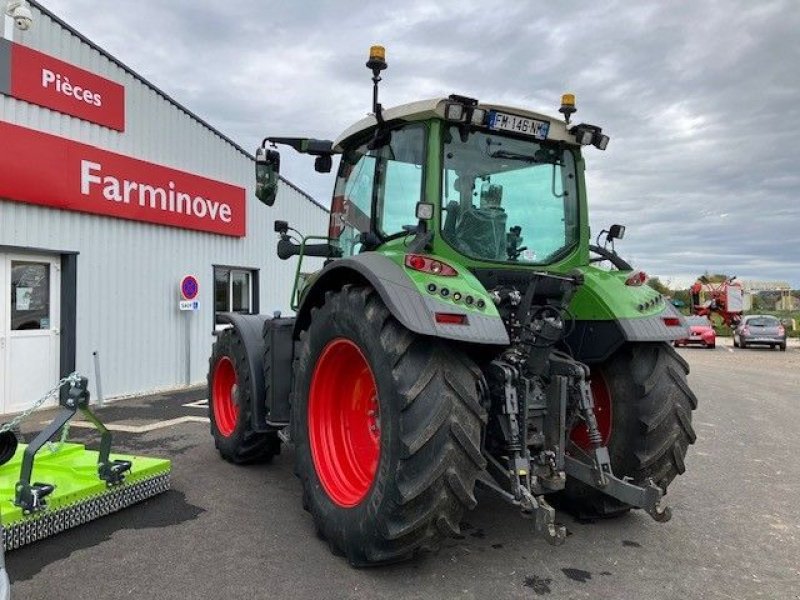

{"left": 672, "top": 288, "right": 690, "bottom": 309}
{"left": 699, "top": 272, "right": 731, "bottom": 284}
{"left": 647, "top": 276, "right": 671, "bottom": 296}
{"left": 751, "top": 294, "right": 764, "bottom": 311}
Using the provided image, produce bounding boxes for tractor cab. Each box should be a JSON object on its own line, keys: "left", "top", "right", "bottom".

{"left": 256, "top": 46, "right": 611, "bottom": 281}
{"left": 328, "top": 97, "right": 594, "bottom": 268}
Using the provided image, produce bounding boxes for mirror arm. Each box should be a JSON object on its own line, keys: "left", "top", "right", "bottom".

{"left": 264, "top": 137, "right": 335, "bottom": 157}
{"left": 406, "top": 230, "right": 434, "bottom": 254}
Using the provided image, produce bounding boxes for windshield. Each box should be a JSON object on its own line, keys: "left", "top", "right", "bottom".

{"left": 441, "top": 126, "right": 579, "bottom": 264}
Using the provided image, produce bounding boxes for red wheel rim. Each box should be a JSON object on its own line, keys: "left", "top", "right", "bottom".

{"left": 569, "top": 371, "right": 613, "bottom": 451}
{"left": 308, "top": 338, "right": 381, "bottom": 508}
{"left": 212, "top": 356, "right": 239, "bottom": 437}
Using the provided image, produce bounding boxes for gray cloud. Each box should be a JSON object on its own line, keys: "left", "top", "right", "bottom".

{"left": 41, "top": 0, "right": 800, "bottom": 286}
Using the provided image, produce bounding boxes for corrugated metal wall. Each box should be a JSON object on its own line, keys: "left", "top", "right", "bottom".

{"left": 0, "top": 6, "right": 329, "bottom": 398}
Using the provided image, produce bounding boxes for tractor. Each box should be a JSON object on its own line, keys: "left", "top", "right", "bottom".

{"left": 207, "top": 46, "right": 697, "bottom": 566}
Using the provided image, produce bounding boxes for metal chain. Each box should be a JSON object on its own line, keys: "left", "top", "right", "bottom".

{"left": 0, "top": 372, "right": 82, "bottom": 435}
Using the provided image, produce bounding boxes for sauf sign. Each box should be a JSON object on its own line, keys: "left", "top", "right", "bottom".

{"left": 0, "top": 121, "right": 246, "bottom": 236}
{"left": 0, "top": 39, "right": 125, "bottom": 131}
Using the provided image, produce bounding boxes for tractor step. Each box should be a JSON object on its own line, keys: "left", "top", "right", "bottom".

{"left": 0, "top": 442, "right": 171, "bottom": 551}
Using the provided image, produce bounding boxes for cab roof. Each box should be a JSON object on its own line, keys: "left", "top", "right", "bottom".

{"left": 333, "top": 97, "right": 577, "bottom": 150}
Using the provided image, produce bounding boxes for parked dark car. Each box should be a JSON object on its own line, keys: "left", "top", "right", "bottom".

{"left": 733, "top": 315, "right": 786, "bottom": 351}
{"left": 674, "top": 316, "right": 716, "bottom": 348}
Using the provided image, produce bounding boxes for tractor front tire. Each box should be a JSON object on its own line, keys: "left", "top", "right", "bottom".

{"left": 208, "top": 328, "right": 281, "bottom": 464}
{"left": 561, "top": 343, "right": 698, "bottom": 519}
{"left": 292, "top": 285, "right": 486, "bottom": 566}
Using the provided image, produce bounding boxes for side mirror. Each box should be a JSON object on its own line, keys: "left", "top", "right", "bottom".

{"left": 314, "top": 155, "right": 332, "bottom": 173}
{"left": 255, "top": 147, "right": 281, "bottom": 206}
{"left": 608, "top": 224, "right": 626, "bottom": 240}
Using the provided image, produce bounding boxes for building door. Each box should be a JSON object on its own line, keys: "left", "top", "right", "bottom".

{"left": 0, "top": 253, "right": 61, "bottom": 414}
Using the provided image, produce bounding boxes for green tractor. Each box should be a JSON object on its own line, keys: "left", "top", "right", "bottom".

{"left": 207, "top": 46, "right": 697, "bottom": 566}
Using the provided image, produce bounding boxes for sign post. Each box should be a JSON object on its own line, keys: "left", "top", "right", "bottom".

{"left": 180, "top": 275, "right": 199, "bottom": 385}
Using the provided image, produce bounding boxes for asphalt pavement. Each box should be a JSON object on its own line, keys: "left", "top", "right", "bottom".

{"left": 6, "top": 338, "right": 800, "bottom": 599}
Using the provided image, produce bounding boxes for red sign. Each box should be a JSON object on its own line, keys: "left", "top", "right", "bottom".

{"left": 181, "top": 275, "right": 199, "bottom": 300}
{"left": 3, "top": 41, "right": 125, "bottom": 131}
{"left": 0, "top": 121, "right": 246, "bottom": 236}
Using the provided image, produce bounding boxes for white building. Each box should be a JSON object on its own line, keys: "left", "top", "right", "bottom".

{"left": 0, "top": 2, "right": 328, "bottom": 413}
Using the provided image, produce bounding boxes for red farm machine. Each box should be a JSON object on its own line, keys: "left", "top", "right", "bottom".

{"left": 690, "top": 276, "right": 744, "bottom": 327}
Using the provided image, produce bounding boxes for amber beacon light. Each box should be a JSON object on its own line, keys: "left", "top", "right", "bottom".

{"left": 367, "top": 45, "right": 387, "bottom": 71}
{"left": 559, "top": 93, "right": 576, "bottom": 124}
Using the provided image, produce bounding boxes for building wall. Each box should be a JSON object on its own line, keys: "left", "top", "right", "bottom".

{"left": 0, "top": 6, "right": 328, "bottom": 398}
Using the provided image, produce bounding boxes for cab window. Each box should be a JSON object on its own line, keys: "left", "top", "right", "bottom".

{"left": 330, "top": 143, "right": 375, "bottom": 257}
{"left": 375, "top": 124, "right": 426, "bottom": 237}
{"left": 329, "top": 124, "right": 426, "bottom": 257}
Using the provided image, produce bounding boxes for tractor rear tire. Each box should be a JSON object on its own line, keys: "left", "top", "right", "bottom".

{"left": 208, "top": 328, "right": 281, "bottom": 464}
{"left": 560, "top": 343, "right": 698, "bottom": 519}
{"left": 292, "top": 285, "right": 486, "bottom": 566}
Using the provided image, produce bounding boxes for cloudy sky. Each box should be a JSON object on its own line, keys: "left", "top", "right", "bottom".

{"left": 41, "top": 0, "right": 800, "bottom": 287}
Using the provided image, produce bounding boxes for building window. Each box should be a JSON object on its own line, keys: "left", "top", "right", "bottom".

{"left": 214, "top": 266, "right": 258, "bottom": 325}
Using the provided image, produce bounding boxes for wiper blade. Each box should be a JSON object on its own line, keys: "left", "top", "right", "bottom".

{"left": 488, "top": 150, "right": 540, "bottom": 162}
{"left": 489, "top": 149, "right": 559, "bottom": 165}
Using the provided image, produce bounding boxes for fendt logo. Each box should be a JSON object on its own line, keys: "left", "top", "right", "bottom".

{"left": 0, "top": 39, "right": 125, "bottom": 130}
{"left": 0, "top": 122, "right": 246, "bottom": 236}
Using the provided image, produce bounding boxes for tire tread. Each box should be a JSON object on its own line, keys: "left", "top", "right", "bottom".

{"left": 293, "top": 286, "right": 484, "bottom": 565}
{"left": 559, "top": 342, "right": 697, "bottom": 518}
{"left": 207, "top": 329, "right": 280, "bottom": 464}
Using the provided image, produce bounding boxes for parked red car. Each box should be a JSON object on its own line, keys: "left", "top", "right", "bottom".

{"left": 674, "top": 316, "right": 716, "bottom": 348}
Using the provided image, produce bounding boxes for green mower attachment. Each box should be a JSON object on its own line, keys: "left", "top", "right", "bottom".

{"left": 0, "top": 376, "right": 171, "bottom": 551}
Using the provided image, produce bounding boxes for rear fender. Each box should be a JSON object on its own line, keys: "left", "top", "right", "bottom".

{"left": 295, "top": 253, "right": 509, "bottom": 345}
{"left": 567, "top": 267, "right": 690, "bottom": 363}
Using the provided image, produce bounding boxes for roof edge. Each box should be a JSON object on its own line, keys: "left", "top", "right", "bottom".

{"left": 30, "top": 1, "right": 327, "bottom": 213}
{"left": 31, "top": 1, "right": 254, "bottom": 159}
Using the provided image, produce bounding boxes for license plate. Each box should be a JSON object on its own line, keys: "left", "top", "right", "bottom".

{"left": 487, "top": 111, "right": 550, "bottom": 140}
